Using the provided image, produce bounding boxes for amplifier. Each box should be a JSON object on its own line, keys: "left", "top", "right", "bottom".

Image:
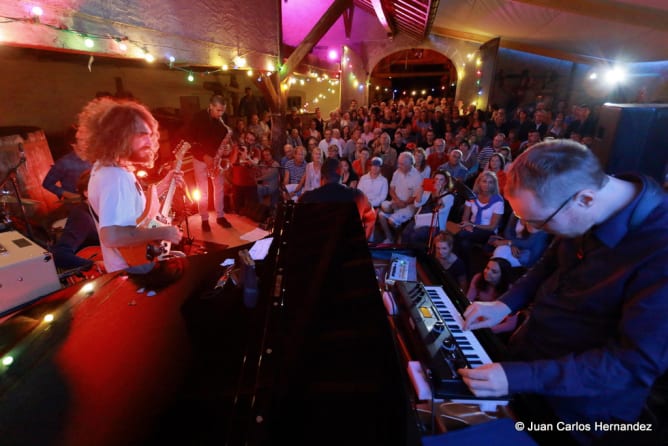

{"left": 0, "top": 231, "right": 60, "bottom": 315}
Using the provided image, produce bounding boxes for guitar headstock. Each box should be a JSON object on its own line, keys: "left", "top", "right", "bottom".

{"left": 174, "top": 140, "right": 191, "bottom": 160}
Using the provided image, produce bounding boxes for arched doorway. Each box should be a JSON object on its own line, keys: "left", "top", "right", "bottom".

{"left": 369, "top": 48, "right": 457, "bottom": 102}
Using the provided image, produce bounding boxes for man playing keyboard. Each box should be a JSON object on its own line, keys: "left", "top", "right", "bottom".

{"left": 459, "top": 140, "right": 668, "bottom": 445}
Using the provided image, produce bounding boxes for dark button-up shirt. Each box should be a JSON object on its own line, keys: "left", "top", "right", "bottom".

{"left": 42, "top": 151, "right": 92, "bottom": 199}
{"left": 499, "top": 174, "right": 668, "bottom": 440}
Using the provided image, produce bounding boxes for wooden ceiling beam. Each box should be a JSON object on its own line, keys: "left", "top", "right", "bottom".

{"left": 279, "top": 0, "right": 353, "bottom": 82}
{"left": 431, "top": 26, "right": 608, "bottom": 64}
{"left": 430, "top": 25, "right": 489, "bottom": 43}
{"left": 513, "top": 0, "right": 668, "bottom": 32}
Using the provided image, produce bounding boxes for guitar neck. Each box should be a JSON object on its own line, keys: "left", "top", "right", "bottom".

{"left": 159, "top": 157, "right": 184, "bottom": 217}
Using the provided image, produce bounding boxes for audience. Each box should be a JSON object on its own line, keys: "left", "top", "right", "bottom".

{"left": 465, "top": 257, "right": 518, "bottom": 333}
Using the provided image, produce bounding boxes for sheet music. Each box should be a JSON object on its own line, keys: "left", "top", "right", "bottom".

{"left": 248, "top": 237, "right": 273, "bottom": 261}
{"left": 240, "top": 228, "right": 271, "bottom": 242}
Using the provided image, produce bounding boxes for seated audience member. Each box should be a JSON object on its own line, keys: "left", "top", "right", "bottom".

{"left": 256, "top": 148, "right": 281, "bottom": 208}
{"left": 517, "top": 128, "right": 541, "bottom": 157}
{"left": 283, "top": 146, "right": 307, "bottom": 200}
{"left": 357, "top": 157, "right": 389, "bottom": 210}
{"left": 339, "top": 158, "right": 358, "bottom": 188}
{"left": 426, "top": 138, "right": 447, "bottom": 173}
{"left": 326, "top": 144, "right": 341, "bottom": 160}
{"left": 352, "top": 146, "right": 371, "bottom": 177}
{"left": 448, "top": 171, "right": 504, "bottom": 272}
{"left": 433, "top": 231, "right": 468, "bottom": 293}
{"left": 377, "top": 152, "right": 423, "bottom": 244}
{"left": 42, "top": 149, "right": 92, "bottom": 202}
{"left": 286, "top": 127, "right": 303, "bottom": 148}
{"left": 487, "top": 214, "right": 551, "bottom": 268}
{"left": 438, "top": 149, "right": 468, "bottom": 181}
{"left": 414, "top": 147, "right": 431, "bottom": 179}
{"left": 458, "top": 139, "right": 479, "bottom": 179}
{"left": 485, "top": 153, "right": 507, "bottom": 195}
{"left": 466, "top": 257, "right": 517, "bottom": 333}
{"left": 280, "top": 143, "right": 294, "bottom": 168}
{"left": 51, "top": 170, "right": 101, "bottom": 271}
{"left": 292, "top": 146, "right": 323, "bottom": 198}
{"left": 403, "top": 171, "right": 455, "bottom": 247}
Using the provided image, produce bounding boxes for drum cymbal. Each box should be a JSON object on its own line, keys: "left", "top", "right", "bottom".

{"left": 0, "top": 195, "right": 41, "bottom": 206}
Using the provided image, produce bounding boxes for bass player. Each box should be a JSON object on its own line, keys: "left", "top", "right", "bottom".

{"left": 76, "top": 97, "right": 183, "bottom": 273}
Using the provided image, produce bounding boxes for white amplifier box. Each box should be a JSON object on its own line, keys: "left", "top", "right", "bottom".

{"left": 0, "top": 231, "right": 60, "bottom": 315}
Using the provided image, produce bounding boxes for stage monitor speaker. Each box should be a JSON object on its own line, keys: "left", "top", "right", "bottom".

{"left": 591, "top": 103, "right": 668, "bottom": 184}
{"left": 0, "top": 231, "right": 60, "bottom": 315}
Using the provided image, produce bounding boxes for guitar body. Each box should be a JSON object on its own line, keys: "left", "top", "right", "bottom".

{"left": 121, "top": 141, "right": 190, "bottom": 268}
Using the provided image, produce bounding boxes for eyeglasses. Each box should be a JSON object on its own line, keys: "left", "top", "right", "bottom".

{"left": 515, "top": 191, "right": 578, "bottom": 229}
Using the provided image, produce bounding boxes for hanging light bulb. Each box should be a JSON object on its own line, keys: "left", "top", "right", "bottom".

{"left": 187, "top": 72, "right": 195, "bottom": 82}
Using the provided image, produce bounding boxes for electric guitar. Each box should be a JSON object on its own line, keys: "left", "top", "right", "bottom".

{"left": 121, "top": 140, "right": 191, "bottom": 267}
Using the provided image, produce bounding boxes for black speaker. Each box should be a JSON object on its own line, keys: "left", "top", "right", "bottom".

{"left": 591, "top": 103, "right": 668, "bottom": 184}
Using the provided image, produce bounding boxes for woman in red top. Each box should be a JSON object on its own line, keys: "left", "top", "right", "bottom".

{"left": 352, "top": 146, "right": 371, "bottom": 177}
{"left": 485, "top": 153, "right": 507, "bottom": 195}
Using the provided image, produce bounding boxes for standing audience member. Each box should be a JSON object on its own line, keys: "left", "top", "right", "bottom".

{"left": 238, "top": 87, "right": 262, "bottom": 121}
{"left": 230, "top": 145, "right": 259, "bottom": 215}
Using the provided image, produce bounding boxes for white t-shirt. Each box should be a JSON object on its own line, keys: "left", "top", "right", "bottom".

{"left": 303, "top": 162, "right": 322, "bottom": 192}
{"left": 88, "top": 164, "right": 146, "bottom": 272}
{"left": 464, "top": 195, "right": 504, "bottom": 226}
{"left": 358, "top": 173, "right": 389, "bottom": 207}
{"left": 390, "top": 167, "right": 423, "bottom": 202}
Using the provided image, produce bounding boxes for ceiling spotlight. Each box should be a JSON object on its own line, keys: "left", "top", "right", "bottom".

{"left": 605, "top": 66, "right": 627, "bottom": 85}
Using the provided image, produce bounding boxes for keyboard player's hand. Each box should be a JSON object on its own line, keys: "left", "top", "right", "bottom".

{"left": 458, "top": 363, "right": 509, "bottom": 397}
{"left": 462, "top": 301, "right": 512, "bottom": 330}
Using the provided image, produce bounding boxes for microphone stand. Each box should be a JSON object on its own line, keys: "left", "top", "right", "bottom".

{"left": 0, "top": 155, "right": 34, "bottom": 240}
{"left": 426, "top": 191, "right": 451, "bottom": 255}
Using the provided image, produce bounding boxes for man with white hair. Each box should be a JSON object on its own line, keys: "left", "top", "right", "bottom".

{"left": 377, "top": 151, "right": 423, "bottom": 243}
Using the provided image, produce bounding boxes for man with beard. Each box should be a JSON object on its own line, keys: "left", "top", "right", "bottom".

{"left": 76, "top": 97, "right": 183, "bottom": 273}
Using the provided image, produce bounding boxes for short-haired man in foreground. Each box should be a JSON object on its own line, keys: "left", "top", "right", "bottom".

{"left": 300, "top": 158, "right": 376, "bottom": 239}
{"left": 459, "top": 140, "right": 668, "bottom": 445}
